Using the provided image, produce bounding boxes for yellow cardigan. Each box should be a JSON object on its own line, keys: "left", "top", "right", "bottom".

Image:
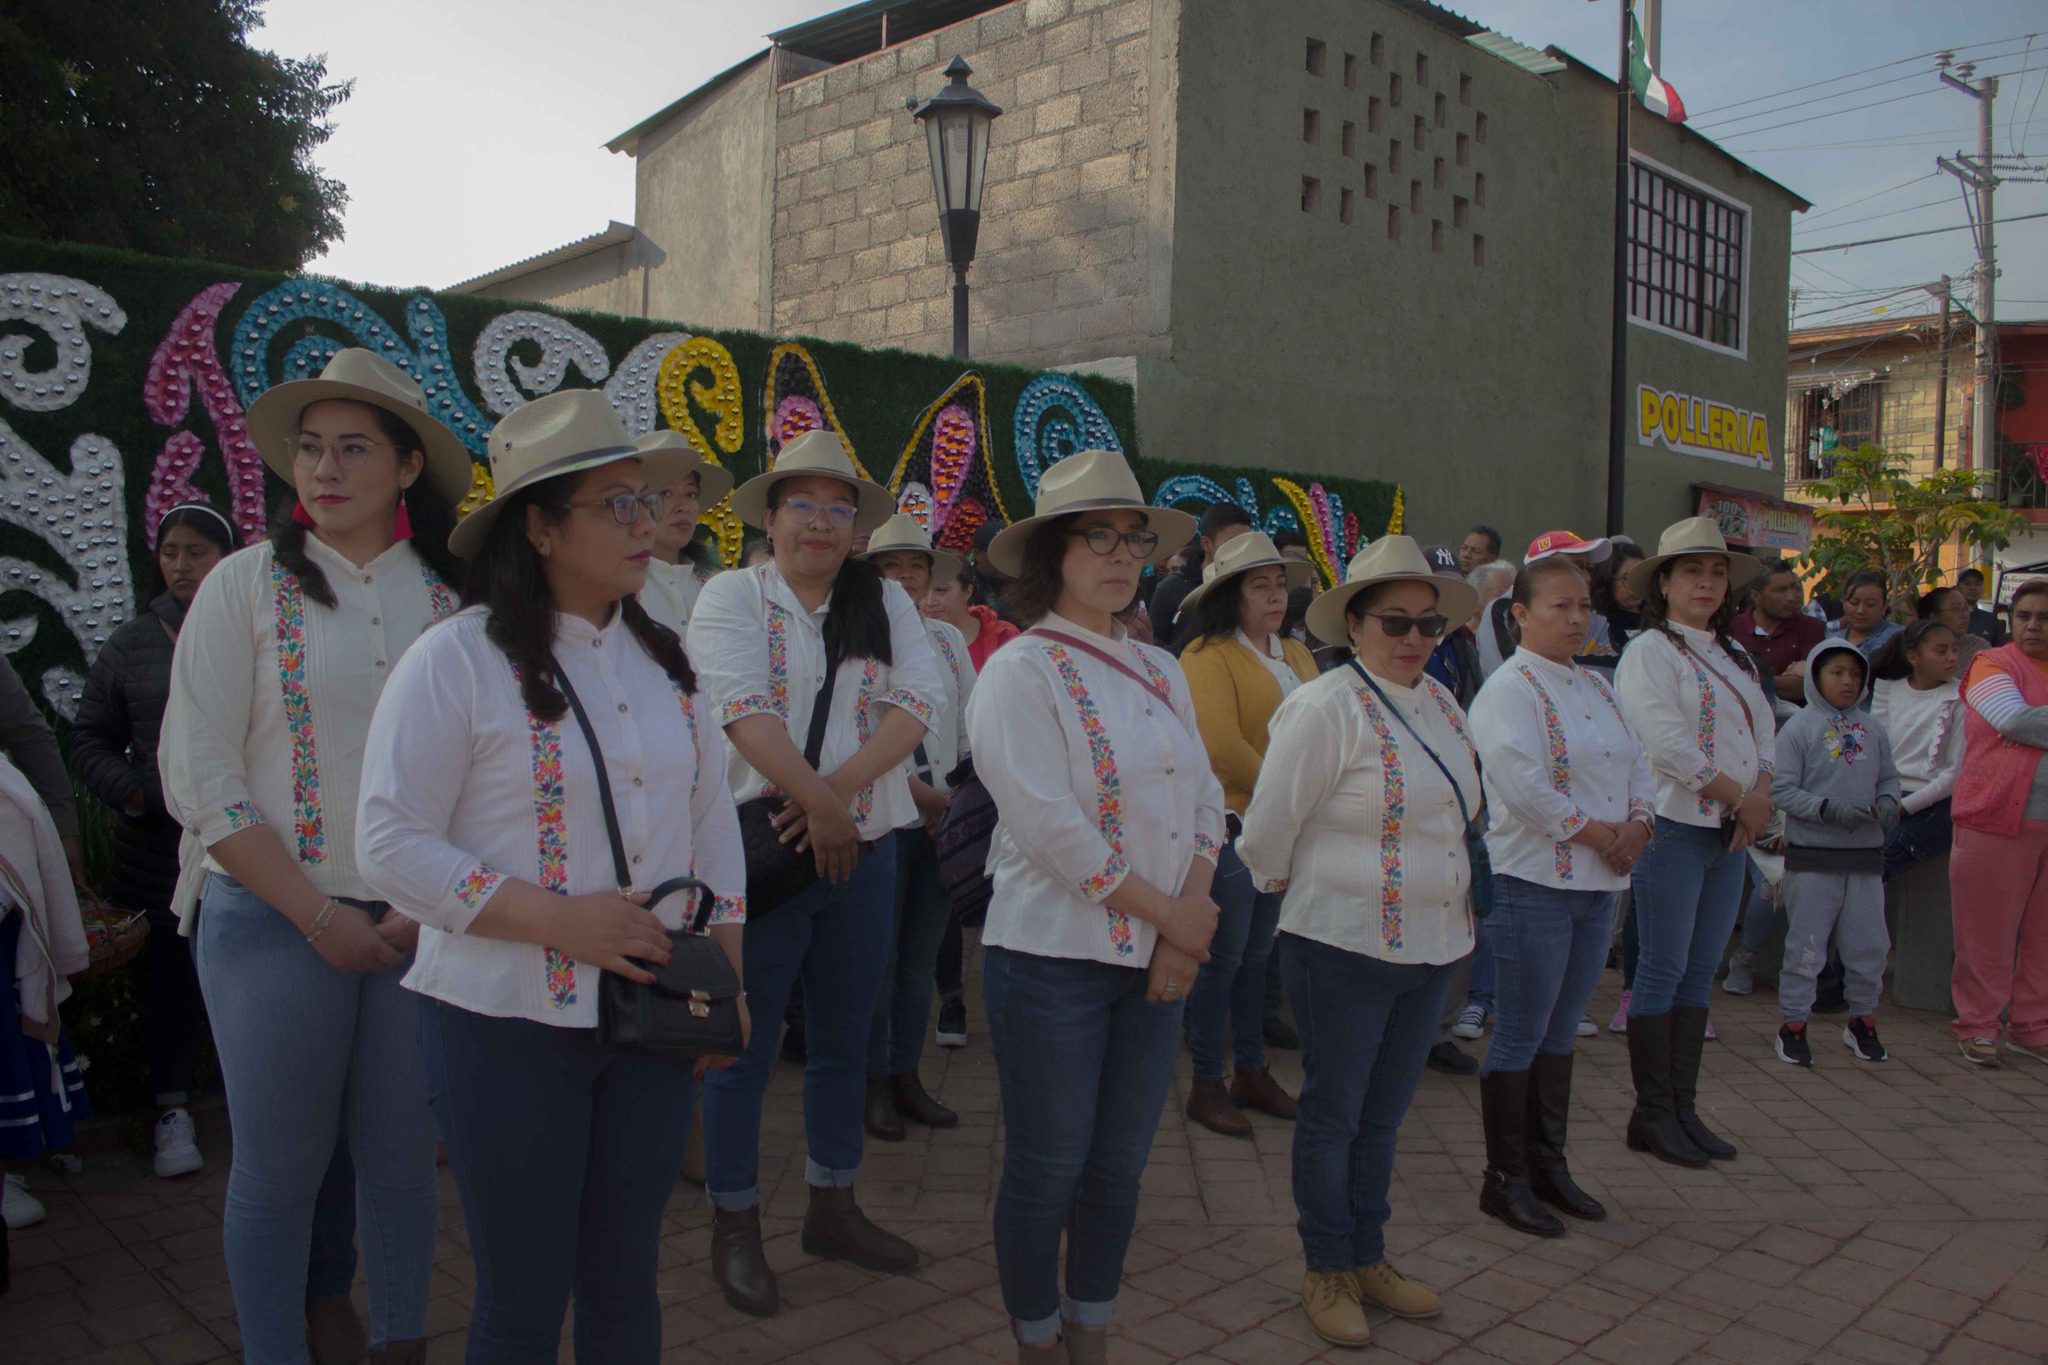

{"left": 1180, "top": 633, "right": 1319, "bottom": 814}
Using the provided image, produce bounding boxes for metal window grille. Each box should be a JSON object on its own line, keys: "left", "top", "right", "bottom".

{"left": 1628, "top": 162, "right": 1745, "bottom": 349}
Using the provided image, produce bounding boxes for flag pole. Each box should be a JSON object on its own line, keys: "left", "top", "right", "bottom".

{"left": 1606, "top": 0, "right": 1634, "bottom": 537}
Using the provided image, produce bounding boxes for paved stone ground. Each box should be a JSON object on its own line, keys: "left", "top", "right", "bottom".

{"left": 5, "top": 963, "right": 2047, "bottom": 1364}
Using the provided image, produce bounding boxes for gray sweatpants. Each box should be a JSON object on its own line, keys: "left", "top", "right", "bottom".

{"left": 1777, "top": 868, "right": 1888, "bottom": 1021}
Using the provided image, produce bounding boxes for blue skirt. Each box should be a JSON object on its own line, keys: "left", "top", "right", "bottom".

{"left": 0, "top": 910, "right": 91, "bottom": 1159}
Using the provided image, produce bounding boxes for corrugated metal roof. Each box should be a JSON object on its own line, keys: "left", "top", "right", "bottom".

{"left": 768, "top": 0, "right": 1004, "bottom": 65}
{"left": 1464, "top": 31, "right": 1564, "bottom": 77}
{"left": 447, "top": 221, "right": 639, "bottom": 293}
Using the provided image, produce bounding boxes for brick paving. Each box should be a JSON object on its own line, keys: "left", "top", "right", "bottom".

{"left": 5, "top": 965, "right": 2047, "bottom": 1364}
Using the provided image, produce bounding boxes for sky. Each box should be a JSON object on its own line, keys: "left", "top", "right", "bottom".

{"left": 259, "top": 0, "right": 2048, "bottom": 329}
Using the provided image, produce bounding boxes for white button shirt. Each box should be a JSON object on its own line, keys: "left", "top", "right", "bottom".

{"left": 687, "top": 563, "right": 943, "bottom": 842}
{"left": 1613, "top": 623, "right": 1776, "bottom": 828}
{"left": 1236, "top": 629, "right": 1305, "bottom": 697}
{"left": 906, "top": 618, "right": 975, "bottom": 802}
{"left": 1469, "top": 650, "right": 1656, "bottom": 891}
{"left": 637, "top": 559, "right": 709, "bottom": 637}
{"left": 966, "top": 614, "right": 1226, "bottom": 967}
{"left": 356, "top": 608, "right": 745, "bottom": 1027}
{"left": 160, "top": 536, "right": 458, "bottom": 915}
{"left": 1240, "top": 665, "right": 1478, "bottom": 965}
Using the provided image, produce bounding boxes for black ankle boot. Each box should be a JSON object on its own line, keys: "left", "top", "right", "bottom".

{"left": 1671, "top": 1005, "right": 1736, "bottom": 1160}
{"left": 864, "top": 1076, "right": 905, "bottom": 1141}
{"left": 1527, "top": 1052, "right": 1606, "bottom": 1220}
{"left": 711, "top": 1206, "right": 780, "bottom": 1317}
{"left": 1478, "top": 1070, "right": 1566, "bottom": 1238}
{"left": 1624, "top": 1010, "right": 1710, "bottom": 1168}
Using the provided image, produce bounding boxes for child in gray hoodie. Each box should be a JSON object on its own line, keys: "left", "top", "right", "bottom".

{"left": 1770, "top": 639, "right": 1902, "bottom": 1066}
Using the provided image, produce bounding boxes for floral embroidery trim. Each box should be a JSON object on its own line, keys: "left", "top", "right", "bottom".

{"left": 765, "top": 599, "right": 791, "bottom": 717}
{"left": 852, "top": 659, "right": 882, "bottom": 828}
{"left": 454, "top": 865, "right": 505, "bottom": 915}
{"left": 527, "top": 705, "right": 575, "bottom": 1008}
{"left": 1257, "top": 875, "right": 1290, "bottom": 895}
{"left": 1515, "top": 664, "right": 1584, "bottom": 882}
{"left": 932, "top": 625, "right": 967, "bottom": 693}
{"left": 1355, "top": 686, "right": 1406, "bottom": 953}
{"left": 223, "top": 800, "right": 261, "bottom": 833}
{"left": 1682, "top": 649, "right": 1720, "bottom": 818}
{"left": 421, "top": 563, "right": 456, "bottom": 621}
{"left": 1046, "top": 646, "right": 1135, "bottom": 952}
{"left": 709, "top": 893, "right": 747, "bottom": 926}
{"left": 882, "top": 686, "right": 935, "bottom": 730}
{"left": 1193, "top": 831, "right": 1223, "bottom": 863}
{"left": 271, "top": 561, "right": 325, "bottom": 865}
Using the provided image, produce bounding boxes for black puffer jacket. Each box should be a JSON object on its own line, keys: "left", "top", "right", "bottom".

{"left": 73, "top": 593, "right": 186, "bottom": 910}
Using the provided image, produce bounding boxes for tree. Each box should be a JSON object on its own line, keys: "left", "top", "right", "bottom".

{"left": 1797, "top": 443, "right": 2025, "bottom": 614}
{"left": 0, "top": 0, "right": 351, "bottom": 270}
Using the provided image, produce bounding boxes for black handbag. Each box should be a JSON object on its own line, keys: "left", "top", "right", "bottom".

{"left": 1349, "top": 661, "right": 1494, "bottom": 919}
{"left": 553, "top": 662, "right": 745, "bottom": 1059}
{"left": 734, "top": 639, "right": 841, "bottom": 916}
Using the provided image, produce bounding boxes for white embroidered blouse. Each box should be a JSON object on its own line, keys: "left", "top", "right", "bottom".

{"left": 638, "top": 559, "right": 709, "bottom": 636}
{"left": 1469, "top": 649, "right": 1657, "bottom": 891}
{"left": 964, "top": 614, "right": 1226, "bottom": 967}
{"left": 1239, "top": 665, "right": 1478, "bottom": 966}
{"left": 686, "top": 563, "right": 943, "bottom": 842}
{"left": 160, "top": 536, "right": 458, "bottom": 920}
{"left": 1612, "top": 623, "right": 1776, "bottom": 829}
{"left": 355, "top": 607, "right": 745, "bottom": 1027}
{"left": 908, "top": 618, "right": 975, "bottom": 802}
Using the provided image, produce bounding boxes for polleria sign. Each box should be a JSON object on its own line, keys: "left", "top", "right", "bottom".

{"left": 1636, "top": 384, "right": 1773, "bottom": 470}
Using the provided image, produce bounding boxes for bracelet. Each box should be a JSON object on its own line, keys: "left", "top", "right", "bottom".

{"left": 304, "top": 898, "right": 341, "bottom": 944}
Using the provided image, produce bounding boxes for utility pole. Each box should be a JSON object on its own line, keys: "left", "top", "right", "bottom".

{"left": 1938, "top": 60, "right": 1998, "bottom": 490}
{"left": 1932, "top": 274, "right": 1952, "bottom": 470}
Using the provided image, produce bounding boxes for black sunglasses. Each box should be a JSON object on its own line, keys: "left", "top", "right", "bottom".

{"left": 1361, "top": 610, "right": 1451, "bottom": 639}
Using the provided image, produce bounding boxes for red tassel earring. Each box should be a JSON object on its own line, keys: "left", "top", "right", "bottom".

{"left": 291, "top": 501, "right": 315, "bottom": 528}
{"left": 393, "top": 492, "right": 414, "bottom": 541}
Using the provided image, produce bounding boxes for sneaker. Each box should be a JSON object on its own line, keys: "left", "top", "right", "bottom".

{"left": 2002, "top": 1037, "right": 2048, "bottom": 1065}
{"left": 1353, "top": 1259, "right": 1442, "bottom": 1319}
{"left": 2, "top": 1173, "right": 45, "bottom": 1229}
{"left": 153, "top": 1108, "right": 203, "bottom": 1179}
{"left": 1608, "top": 989, "right": 1631, "bottom": 1034}
{"left": 1775, "top": 1021, "right": 1814, "bottom": 1068}
{"left": 1451, "top": 1003, "right": 1489, "bottom": 1040}
{"left": 1843, "top": 1017, "right": 1888, "bottom": 1064}
{"left": 935, "top": 998, "right": 967, "bottom": 1048}
{"left": 1575, "top": 1015, "right": 1598, "bottom": 1038}
{"left": 1960, "top": 1036, "right": 2003, "bottom": 1067}
{"left": 1722, "top": 951, "right": 1755, "bottom": 996}
{"left": 1704, "top": 1015, "right": 1718, "bottom": 1041}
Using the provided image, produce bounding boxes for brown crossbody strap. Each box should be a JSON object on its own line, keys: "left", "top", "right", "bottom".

{"left": 1028, "top": 627, "right": 1174, "bottom": 708}
{"left": 1676, "top": 638, "right": 1760, "bottom": 756}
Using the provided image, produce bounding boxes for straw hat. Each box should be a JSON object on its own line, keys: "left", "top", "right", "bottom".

{"left": 244, "top": 348, "right": 476, "bottom": 505}
{"left": 1306, "top": 535, "right": 1480, "bottom": 646}
{"left": 730, "top": 430, "right": 894, "bottom": 533}
{"left": 1622, "top": 516, "right": 1764, "bottom": 601}
{"left": 632, "top": 429, "right": 734, "bottom": 507}
{"left": 1173, "top": 530, "right": 1314, "bottom": 619}
{"left": 448, "top": 390, "right": 693, "bottom": 558}
{"left": 858, "top": 512, "right": 964, "bottom": 582}
{"left": 984, "top": 448, "right": 1195, "bottom": 578}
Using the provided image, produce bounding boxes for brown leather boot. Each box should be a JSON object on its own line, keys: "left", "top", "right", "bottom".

{"left": 801, "top": 1184, "right": 919, "bottom": 1272}
{"left": 1016, "top": 1338, "right": 1065, "bottom": 1363}
{"left": 1185, "top": 1077, "right": 1253, "bottom": 1137}
{"left": 864, "top": 1077, "right": 905, "bottom": 1142}
{"left": 305, "top": 1295, "right": 366, "bottom": 1365}
{"left": 369, "top": 1342, "right": 426, "bottom": 1364}
{"left": 1229, "top": 1066, "right": 1298, "bottom": 1120}
{"left": 680, "top": 1106, "right": 705, "bottom": 1186}
{"left": 1064, "top": 1323, "right": 1109, "bottom": 1364}
{"left": 890, "top": 1071, "right": 959, "bottom": 1128}
{"left": 711, "top": 1205, "right": 780, "bottom": 1317}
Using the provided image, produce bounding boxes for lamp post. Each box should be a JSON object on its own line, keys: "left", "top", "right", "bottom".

{"left": 913, "top": 57, "right": 1002, "bottom": 357}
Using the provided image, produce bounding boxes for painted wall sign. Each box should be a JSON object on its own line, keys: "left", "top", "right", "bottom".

{"left": 1695, "top": 484, "right": 1812, "bottom": 553}
{"left": 1638, "top": 384, "right": 1774, "bottom": 469}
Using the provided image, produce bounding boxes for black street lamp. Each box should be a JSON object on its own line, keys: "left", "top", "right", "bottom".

{"left": 913, "top": 57, "right": 1003, "bottom": 357}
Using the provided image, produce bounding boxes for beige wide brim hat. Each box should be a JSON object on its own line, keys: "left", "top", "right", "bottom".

{"left": 985, "top": 448, "right": 1195, "bottom": 578}
{"left": 449, "top": 390, "right": 692, "bottom": 559}
{"left": 858, "top": 511, "right": 965, "bottom": 582}
{"left": 633, "top": 429, "right": 734, "bottom": 507}
{"left": 244, "top": 348, "right": 477, "bottom": 506}
{"left": 1623, "top": 515, "right": 1765, "bottom": 602}
{"left": 1174, "top": 530, "right": 1315, "bottom": 619}
{"left": 1306, "top": 534, "right": 1481, "bottom": 646}
{"left": 730, "top": 429, "right": 895, "bottom": 533}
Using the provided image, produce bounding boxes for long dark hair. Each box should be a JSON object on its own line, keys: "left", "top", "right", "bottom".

{"left": 149, "top": 503, "right": 238, "bottom": 601}
{"left": 1916, "top": 586, "right": 1963, "bottom": 620}
{"left": 1871, "top": 618, "right": 1955, "bottom": 682}
{"left": 462, "top": 472, "right": 695, "bottom": 723}
{"left": 270, "top": 405, "right": 464, "bottom": 607}
{"left": 1006, "top": 517, "right": 1075, "bottom": 626}
{"left": 765, "top": 483, "right": 892, "bottom": 665}
{"left": 1186, "top": 571, "right": 1251, "bottom": 645}
{"left": 1639, "top": 555, "right": 1760, "bottom": 681}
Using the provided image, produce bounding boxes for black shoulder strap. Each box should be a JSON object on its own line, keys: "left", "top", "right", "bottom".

{"left": 1346, "top": 660, "right": 1476, "bottom": 831}
{"left": 803, "top": 638, "right": 841, "bottom": 768}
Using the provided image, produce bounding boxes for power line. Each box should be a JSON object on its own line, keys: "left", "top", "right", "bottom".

{"left": 1686, "top": 32, "right": 2043, "bottom": 121}
{"left": 1794, "top": 196, "right": 1958, "bottom": 233}
{"left": 1793, "top": 208, "right": 2048, "bottom": 254}
{"left": 1798, "top": 171, "right": 1943, "bottom": 224}
{"left": 1714, "top": 62, "right": 2048, "bottom": 141}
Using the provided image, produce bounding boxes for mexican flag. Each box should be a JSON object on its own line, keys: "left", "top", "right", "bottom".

{"left": 1628, "top": 10, "right": 1686, "bottom": 123}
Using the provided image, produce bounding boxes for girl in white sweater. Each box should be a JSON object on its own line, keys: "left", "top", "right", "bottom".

{"left": 1870, "top": 619, "right": 1964, "bottom": 880}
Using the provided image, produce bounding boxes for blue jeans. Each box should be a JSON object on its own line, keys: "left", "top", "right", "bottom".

{"left": 704, "top": 839, "right": 896, "bottom": 1207}
{"left": 1884, "top": 798, "right": 1953, "bottom": 881}
{"left": 983, "top": 946, "right": 1182, "bottom": 1345}
{"left": 1463, "top": 911, "right": 1496, "bottom": 1011}
{"left": 868, "top": 828, "right": 951, "bottom": 1076}
{"left": 1186, "top": 840, "right": 1280, "bottom": 1079}
{"left": 1482, "top": 878, "right": 1615, "bottom": 1073}
{"left": 1278, "top": 933, "right": 1452, "bottom": 1273}
{"left": 193, "top": 875, "right": 438, "bottom": 1361}
{"left": 1628, "top": 818, "right": 1747, "bottom": 1015}
{"left": 420, "top": 1000, "right": 695, "bottom": 1364}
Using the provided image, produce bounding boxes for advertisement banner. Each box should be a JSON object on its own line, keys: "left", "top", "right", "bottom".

{"left": 1695, "top": 483, "right": 1813, "bottom": 553}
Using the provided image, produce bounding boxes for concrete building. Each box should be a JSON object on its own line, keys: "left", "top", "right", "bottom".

{"left": 454, "top": 0, "right": 1807, "bottom": 544}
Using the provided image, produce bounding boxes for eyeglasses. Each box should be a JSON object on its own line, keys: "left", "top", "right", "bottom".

{"left": 1361, "top": 611, "right": 1451, "bottom": 639}
{"left": 293, "top": 437, "right": 390, "bottom": 468}
{"left": 570, "top": 491, "right": 669, "bottom": 526}
{"left": 777, "top": 497, "right": 860, "bottom": 530}
{"left": 1069, "top": 526, "right": 1162, "bottom": 558}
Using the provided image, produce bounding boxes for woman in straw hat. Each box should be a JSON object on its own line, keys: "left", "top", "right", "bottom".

{"left": 1238, "top": 535, "right": 1480, "bottom": 1350}
{"left": 356, "top": 389, "right": 744, "bottom": 1361}
{"left": 684, "top": 429, "right": 945, "bottom": 1317}
{"left": 1612, "top": 517, "right": 1774, "bottom": 1169}
{"left": 160, "top": 349, "right": 471, "bottom": 1363}
{"left": 856, "top": 513, "right": 974, "bottom": 1140}
{"left": 1172, "top": 531, "right": 1315, "bottom": 1138}
{"left": 634, "top": 429, "right": 735, "bottom": 634}
{"left": 964, "top": 448, "right": 1223, "bottom": 1364}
